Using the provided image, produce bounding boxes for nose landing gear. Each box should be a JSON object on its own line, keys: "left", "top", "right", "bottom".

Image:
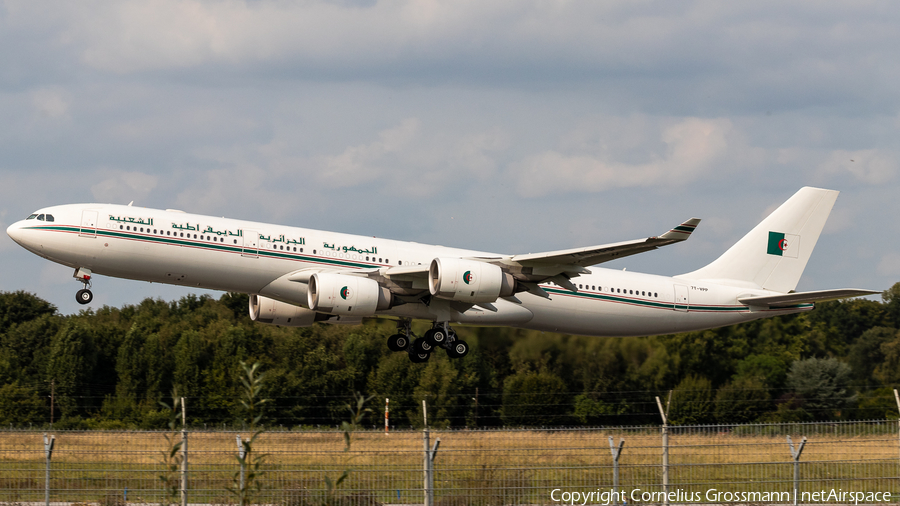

{"left": 386, "top": 319, "right": 469, "bottom": 362}
{"left": 73, "top": 267, "right": 93, "bottom": 305}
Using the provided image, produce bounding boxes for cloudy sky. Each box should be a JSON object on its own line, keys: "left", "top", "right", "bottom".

{"left": 1, "top": 1, "right": 898, "bottom": 314}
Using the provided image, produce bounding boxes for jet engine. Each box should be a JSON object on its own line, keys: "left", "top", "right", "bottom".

{"left": 249, "top": 294, "right": 324, "bottom": 327}
{"left": 429, "top": 258, "right": 515, "bottom": 303}
{"left": 307, "top": 272, "right": 393, "bottom": 316}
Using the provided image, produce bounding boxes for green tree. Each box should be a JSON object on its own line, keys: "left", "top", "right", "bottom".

{"left": 413, "top": 356, "right": 460, "bottom": 428}
{"left": 786, "top": 358, "right": 856, "bottom": 420}
{"left": 669, "top": 375, "right": 714, "bottom": 425}
{"left": 46, "top": 321, "right": 98, "bottom": 418}
{"left": 501, "top": 371, "right": 568, "bottom": 426}
{"left": 733, "top": 354, "right": 789, "bottom": 391}
{"left": 0, "top": 383, "right": 46, "bottom": 426}
{"left": 848, "top": 327, "right": 898, "bottom": 386}
{"left": 874, "top": 333, "right": 900, "bottom": 385}
{"left": 173, "top": 330, "right": 204, "bottom": 398}
{"left": 714, "top": 377, "right": 770, "bottom": 424}
{"left": 0, "top": 291, "right": 56, "bottom": 329}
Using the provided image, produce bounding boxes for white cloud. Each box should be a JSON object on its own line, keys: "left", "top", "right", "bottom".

{"left": 90, "top": 171, "right": 159, "bottom": 204}
{"left": 31, "top": 88, "right": 69, "bottom": 119}
{"left": 509, "top": 117, "right": 732, "bottom": 197}
{"left": 315, "top": 118, "right": 421, "bottom": 188}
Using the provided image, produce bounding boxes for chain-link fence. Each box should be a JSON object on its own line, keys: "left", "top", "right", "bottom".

{"left": 0, "top": 420, "right": 897, "bottom": 504}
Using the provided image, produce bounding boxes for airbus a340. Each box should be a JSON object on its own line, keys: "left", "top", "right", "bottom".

{"left": 6, "top": 187, "right": 876, "bottom": 362}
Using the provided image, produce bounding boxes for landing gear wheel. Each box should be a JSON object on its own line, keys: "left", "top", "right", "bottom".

{"left": 387, "top": 334, "right": 409, "bottom": 352}
{"left": 413, "top": 337, "right": 433, "bottom": 354}
{"left": 409, "top": 351, "right": 431, "bottom": 363}
{"left": 423, "top": 328, "right": 437, "bottom": 345}
{"left": 430, "top": 328, "right": 449, "bottom": 345}
{"left": 75, "top": 289, "right": 93, "bottom": 305}
{"left": 446, "top": 340, "right": 469, "bottom": 359}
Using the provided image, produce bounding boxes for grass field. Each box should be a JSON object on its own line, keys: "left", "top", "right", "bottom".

{"left": 0, "top": 424, "right": 897, "bottom": 504}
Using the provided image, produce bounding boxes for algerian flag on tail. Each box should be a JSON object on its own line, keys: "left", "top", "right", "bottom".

{"left": 767, "top": 232, "right": 800, "bottom": 258}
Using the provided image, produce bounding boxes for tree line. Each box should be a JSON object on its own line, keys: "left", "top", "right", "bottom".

{"left": 1, "top": 285, "right": 899, "bottom": 430}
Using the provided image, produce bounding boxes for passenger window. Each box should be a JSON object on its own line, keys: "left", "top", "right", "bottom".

{"left": 120, "top": 225, "right": 124, "bottom": 230}
{"left": 140, "top": 228, "right": 144, "bottom": 232}
{"left": 46, "top": 215, "right": 54, "bottom": 222}
{"left": 234, "top": 239, "right": 238, "bottom": 244}
{"left": 654, "top": 292, "right": 658, "bottom": 297}
{"left": 127, "top": 226, "right": 131, "bottom": 231}
{"left": 193, "top": 234, "right": 197, "bottom": 239}
{"left": 300, "top": 248, "right": 303, "bottom": 252}
{"left": 167, "top": 231, "right": 170, "bottom": 235}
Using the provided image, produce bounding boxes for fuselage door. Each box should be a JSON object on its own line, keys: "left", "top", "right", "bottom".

{"left": 674, "top": 285, "right": 689, "bottom": 312}
{"left": 79, "top": 210, "right": 98, "bottom": 238}
{"left": 242, "top": 230, "right": 259, "bottom": 258}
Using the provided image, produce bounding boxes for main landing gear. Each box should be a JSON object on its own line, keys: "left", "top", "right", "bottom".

{"left": 386, "top": 319, "right": 469, "bottom": 363}
{"left": 74, "top": 267, "right": 93, "bottom": 305}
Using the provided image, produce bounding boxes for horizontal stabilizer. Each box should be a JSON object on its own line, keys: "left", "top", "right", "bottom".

{"left": 739, "top": 288, "right": 878, "bottom": 307}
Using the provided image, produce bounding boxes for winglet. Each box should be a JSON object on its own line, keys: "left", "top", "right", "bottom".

{"left": 658, "top": 218, "right": 701, "bottom": 241}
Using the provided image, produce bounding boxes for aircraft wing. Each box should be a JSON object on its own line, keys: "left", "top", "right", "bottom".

{"left": 738, "top": 288, "right": 879, "bottom": 308}
{"left": 308, "top": 218, "right": 700, "bottom": 300}
{"left": 509, "top": 218, "right": 701, "bottom": 269}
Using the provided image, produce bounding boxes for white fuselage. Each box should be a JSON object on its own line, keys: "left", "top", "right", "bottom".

{"left": 6, "top": 204, "right": 809, "bottom": 336}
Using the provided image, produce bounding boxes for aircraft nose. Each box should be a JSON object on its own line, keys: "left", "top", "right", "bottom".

{"left": 6, "top": 221, "right": 24, "bottom": 244}
{"left": 6, "top": 220, "right": 36, "bottom": 249}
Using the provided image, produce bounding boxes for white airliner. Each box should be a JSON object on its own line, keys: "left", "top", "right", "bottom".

{"left": 6, "top": 187, "right": 876, "bottom": 362}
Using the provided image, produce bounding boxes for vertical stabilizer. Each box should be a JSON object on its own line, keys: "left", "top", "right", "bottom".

{"left": 680, "top": 187, "right": 838, "bottom": 293}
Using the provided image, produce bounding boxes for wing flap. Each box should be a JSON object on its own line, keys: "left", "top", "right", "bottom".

{"left": 739, "top": 288, "right": 878, "bottom": 307}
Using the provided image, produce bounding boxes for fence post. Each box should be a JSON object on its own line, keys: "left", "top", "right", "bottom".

{"left": 894, "top": 388, "right": 900, "bottom": 501}
{"left": 43, "top": 433, "right": 55, "bottom": 506}
{"left": 236, "top": 434, "right": 246, "bottom": 492}
{"left": 423, "top": 400, "right": 431, "bottom": 506}
{"left": 787, "top": 435, "right": 807, "bottom": 506}
{"left": 385, "top": 398, "right": 390, "bottom": 435}
{"left": 656, "top": 392, "right": 671, "bottom": 504}
{"left": 181, "top": 397, "right": 188, "bottom": 506}
{"left": 608, "top": 436, "right": 625, "bottom": 505}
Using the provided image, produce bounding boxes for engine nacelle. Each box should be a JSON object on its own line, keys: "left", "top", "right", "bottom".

{"left": 429, "top": 258, "right": 515, "bottom": 303}
{"left": 308, "top": 273, "right": 392, "bottom": 316}
{"left": 249, "top": 294, "right": 322, "bottom": 327}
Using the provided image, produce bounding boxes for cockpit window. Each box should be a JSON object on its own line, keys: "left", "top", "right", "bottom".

{"left": 26, "top": 214, "right": 37, "bottom": 220}
{"left": 37, "top": 214, "right": 45, "bottom": 221}
{"left": 45, "top": 214, "right": 54, "bottom": 222}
